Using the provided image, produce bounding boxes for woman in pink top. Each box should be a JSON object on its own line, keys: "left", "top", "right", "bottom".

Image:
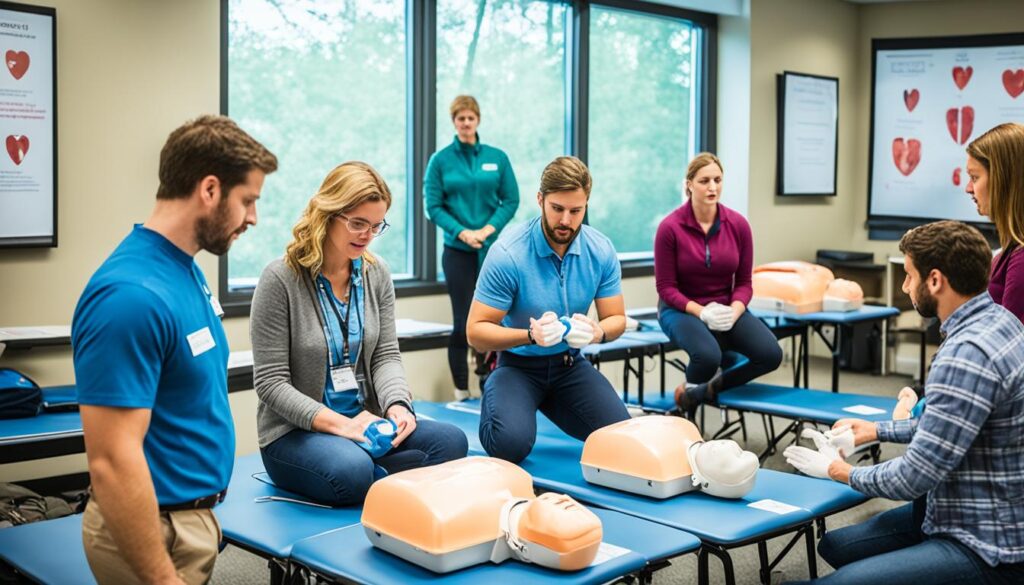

{"left": 965, "top": 123, "right": 1024, "bottom": 323}
{"left": 654, "top": 153, "right": 782, "bottom": 419}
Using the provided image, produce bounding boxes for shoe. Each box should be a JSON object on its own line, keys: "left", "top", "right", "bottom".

{"left": 674, "top": 383, "right": 704, "bottom": 421}
{"left": 453, "top": 388, "right": 470, "bottom": 402}
{"left": 703, "top": 371, "right": 724, "bottom": 406}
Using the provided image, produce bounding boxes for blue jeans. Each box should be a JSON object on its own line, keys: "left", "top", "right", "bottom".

{"left": 260, "top": 419, "right": 468, "bottom": 506}
{"left": 658, "top": 301, "right": 783, "bottom": 388}
{"left": 785, "top": 504, "right": 1024, "bottom": 585}
{"left": 479, "top": 351, "right": 630, "bottom": 463}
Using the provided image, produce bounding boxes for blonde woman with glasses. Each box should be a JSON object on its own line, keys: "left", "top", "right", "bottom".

{"left": 250, "top": 161, "right": 467, "bottom": 506}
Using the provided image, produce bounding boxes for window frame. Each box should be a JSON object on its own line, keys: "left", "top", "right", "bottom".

{"left": 218, "top": 0, "right": 716, "bottom": 317}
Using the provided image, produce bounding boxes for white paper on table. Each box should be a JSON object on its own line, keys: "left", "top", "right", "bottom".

{"left": 394, "top": 319, "right": 452, "bottom": 337}
{"left": 228, "top": 350, "right": 253, "bottom": 370}
{"left": 589, "top": 542, "right": 632, "bottom": 566}
{"left": 748, "top": 499, "right": 804, "bottom": 515}
{"left": 0, "top": 325, "right": 71, "bottom": 341}
{"left": 842, "top": 405, "right": 887, "bottom": 416}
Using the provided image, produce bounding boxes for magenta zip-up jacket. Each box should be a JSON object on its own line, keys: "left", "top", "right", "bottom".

{"left": 654, "top": 200, "right": 754, "bottom": 312}
{"left": 990, "top": 243, "right": 1024, "bottom": 324}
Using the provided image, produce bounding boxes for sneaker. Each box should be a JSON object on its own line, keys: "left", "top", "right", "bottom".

{"left": 453, "top": 388, "right": 471, "bottom": 402}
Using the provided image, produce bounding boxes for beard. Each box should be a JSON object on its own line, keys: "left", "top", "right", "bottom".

{"left": 196, "top": 200, "right": 245, "bottom": 256}
{"left": 912, "top": 280, "right": 938, "bottom": 319}
{"left": 542, "top": 216, "right": 580, "bottom": 246}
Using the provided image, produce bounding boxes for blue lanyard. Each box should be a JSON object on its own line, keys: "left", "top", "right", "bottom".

{"left": 317, "top": 274, "right": 361, "bottom": 367}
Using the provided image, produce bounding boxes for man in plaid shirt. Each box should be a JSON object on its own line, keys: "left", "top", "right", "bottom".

{"left": 785, "top": 221, "right": 1024, "bottom": 584}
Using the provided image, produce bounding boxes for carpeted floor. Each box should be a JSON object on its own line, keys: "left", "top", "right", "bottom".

{"left": 211, "top": 355, "right": 914, "bottom": 585}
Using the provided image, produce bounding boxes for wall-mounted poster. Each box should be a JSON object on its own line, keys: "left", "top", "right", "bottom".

{"left": 776, "top": 72, "right": 839, "bottom": 196}
{"left": 0, "top": 1, "right": 55, "bottom": 248}
{"left": 868, "top": 32, "right": 1024, "bottom": 233}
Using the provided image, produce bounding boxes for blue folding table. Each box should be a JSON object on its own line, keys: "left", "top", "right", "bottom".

{"left": 289, "top": 506, "right": 700, "bottom": 585}
{"left": 0, "top": 513, "right": 94, "bottom": 585}
{"left": 414, "top": 401, "right": 869, "bottom": 585}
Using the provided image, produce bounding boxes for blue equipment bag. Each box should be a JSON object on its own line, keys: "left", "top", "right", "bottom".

{"left": 0, "top": 368, "right": 42, "bottom": 419}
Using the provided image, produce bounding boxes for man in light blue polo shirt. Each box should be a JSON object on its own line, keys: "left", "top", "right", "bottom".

{"left": 72, "top": 116, "right": 277, "bottom": 585}
{"left": 467, "top": 156, "right": 630, "bottom": 463}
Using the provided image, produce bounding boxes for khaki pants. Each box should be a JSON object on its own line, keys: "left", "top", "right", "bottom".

{"left": 82, "top": 498, "right": 222, "bottom": 585}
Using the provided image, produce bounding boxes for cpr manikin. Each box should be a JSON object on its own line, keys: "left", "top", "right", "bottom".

{"left": 750, "top": 261, "right": 840, "bottom": 314}
{"left": 580, "top": 416, "right": 759, "bottom": 499}
{"left": 361, "top": 457, "right": 603, "bottom": 573}
{"left": 823, "top": 279, "right": 865, "bottom": 312}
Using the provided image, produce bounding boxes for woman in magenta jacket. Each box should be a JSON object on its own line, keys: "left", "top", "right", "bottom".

{"left": 655, "top": 153, "right": 782, "bottom": 419}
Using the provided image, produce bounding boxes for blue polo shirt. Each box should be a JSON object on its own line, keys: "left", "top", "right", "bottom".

{"left": 72, "top": 226, "right": 234, "bottom": 506}
{"left": 474, "top": 217, "right": 622, "bottom": 356}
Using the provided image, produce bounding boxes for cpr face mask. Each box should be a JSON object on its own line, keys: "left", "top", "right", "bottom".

{"left": 686, "top": 440, "right": 759, "bottom": 499}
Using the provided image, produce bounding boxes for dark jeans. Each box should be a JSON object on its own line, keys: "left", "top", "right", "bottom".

{"left": 785, "top": 503, "right": 1024, "bottom": 585}
{"left": 658, "top": 301, "right": 783, "bottom": 389}
{"left": 260, "top": 419, "right": 468, "bottom": 506}
{"left": 442, "top": 245, "right": 482, "bottom": 390}
{"left": 479, "top": 352, "right": 630, "bottom": 464}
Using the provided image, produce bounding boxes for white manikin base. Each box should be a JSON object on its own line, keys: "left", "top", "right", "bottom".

{"left": 581, "top": 464, "right": 697, "bottom": 499}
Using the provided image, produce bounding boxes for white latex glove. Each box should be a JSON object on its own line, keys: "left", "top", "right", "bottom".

{"left": 563, "top": 315, "right": 594, "bottom": 349}
{"left": 570, "top": 313, "right": 602, "bottom": 346}
{"left": 530, "top": 311, "right": 566, "bottom": 347}
{"left": 824, "top": 425, "right": 856, "bottom": 457}
{"left": 783, "top": 445, "right": 836, "bottom": 480}
{"left": 894, "top": 387, "right": 918, "bottom": 421}
{"left": 700, "top": 303, "right": 735, "bottom": 332}
{"left": 801, "top": 428, "right": 842, "bottom": 460}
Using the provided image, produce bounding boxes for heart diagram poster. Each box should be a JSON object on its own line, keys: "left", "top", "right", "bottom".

{"left": 0, "top": 5, "right": 54, "bottom": 246}
{"left": 870, "top": 41, "right": 1024, "bottom": 224}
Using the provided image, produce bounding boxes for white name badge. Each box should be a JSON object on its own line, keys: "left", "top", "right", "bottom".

{"left": 210, "top": 295, "right": 225, "bottom": 318}
{"left": 330, "top": 365, "right": 360, "bottom": 392}
{"left": 481, "top": 163, "right": 498, "bottom": 171}
{"left": 187, "top": 327, "right": 216, "bottom": 357}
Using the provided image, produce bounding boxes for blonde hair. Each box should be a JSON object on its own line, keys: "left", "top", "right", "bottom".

{"left": 966, "top": 123, "right": 1024, "bottom": 249}
{"left": 285, "top": 161, "right": 392, "bottom": 275}
{"left": 684, "top": 152, "right": 723, "bottom": 197}
{"left": 449, "top": 95, "right": 480, "bottom": 119}
{"left": 539, "top": 156, "right": 592, "bottom": 197}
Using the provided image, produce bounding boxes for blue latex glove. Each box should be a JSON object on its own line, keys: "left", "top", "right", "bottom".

{"left": 359, "top": 419, "right": 398, "bottom": 458}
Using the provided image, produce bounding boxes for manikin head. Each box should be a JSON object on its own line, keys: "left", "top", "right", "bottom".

{"left": 687, "top": 440, "right": 759, "bottom": 499}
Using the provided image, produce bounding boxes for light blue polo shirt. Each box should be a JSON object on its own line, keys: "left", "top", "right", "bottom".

{"left": 72, "top": 226, "right": 234, "bottom": 506}
{"left": 474, "top": 217, "right": 622, "bottom": 356}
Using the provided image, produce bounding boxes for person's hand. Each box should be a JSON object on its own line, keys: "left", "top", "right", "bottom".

{"left": 801, "top": 427, "right": 849, "bottom": 459}
{"left": 894, "top": 387, "right": 918, "bottom": 420}
{"left": 563, "top": 316, "right": 594, "bottom": 348}
{"left": 530, "top": 311, "right": 566, "bottom": 347}
{"left": 700, "top": 303, "right": 734, "bottom": 331}
{"left": 386, "top": 403, "right": 417, "bottom": 448}
{"left": 833, "top": 418, "right": 878, "bottom": 447}
{"left": 323, "top": 410, "right": 384, "bottom": 443}
{"left": 457, "top": 229, "right": 484, "bottom": 249}
{"left": 784, "top": 445, "right": 838, "bottom": 480}
{"left": 571, "top": 313, "right": 605, "bottom": 346}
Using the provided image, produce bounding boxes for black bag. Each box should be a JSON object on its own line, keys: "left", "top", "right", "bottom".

{"left": 0, "top": 368, "right": 42, "bottom": 419}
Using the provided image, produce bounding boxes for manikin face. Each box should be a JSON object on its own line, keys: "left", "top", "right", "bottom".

{"left": 693, "top": 440, "right": 758, "bottom": 485}
{"left": 195, "top": 169, "right": 264, "bottom": 256}
{"left": 685, "top": 163, "right": 723, "bottom": 207}
{"left": 537, "top": 188, "right": 588, "bottom": 247}
{"left": 965, "top": 155, "right": 990, "bottom": 217}
{"left": 452, "top": 109, "right": 480, "bottom": 143}
{"left": 902, "top": 255, "right": 939, "bottom": 319}
{"left": 325, "top": 199, "right": 388, "bottom": 261}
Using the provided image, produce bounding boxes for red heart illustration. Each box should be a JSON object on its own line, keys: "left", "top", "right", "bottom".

{"left": 5, "top": 50, "right": 29, "bottom": 80}
{"left": 945, "top": 106, "right": 975, "bottom": 145}
{"left": 892, "top": 138, "right": 921, "bottom": 176}
{"left": 1003, "top": 69, "right": 1024, "bottom": 99}
{"left": 953, "top": 167, "right": 961, "bottom": 187}
{"left": 952, "top": 66, "right": 973, "bottom": 91}
{"left": 903, "top": 89, "right": 919, "bottom": 112}
{"left": 6, "top": 135, "right": 29, "bottom": 165}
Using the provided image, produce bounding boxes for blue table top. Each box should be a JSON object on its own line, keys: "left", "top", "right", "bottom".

{"left": 0, "top": 410, "right": 82, "bottom": 445}
{"left": 716, "top": 383, "right": 897, "bottom": 424}
{"left": 413, "top": 401, "right": 868, "bottom": 545}
{"left": 0, "top": 514, "right": 94, "bottom": 585}
{"left": 217, "top": 454, "right": 363, "bottom": 559}
{"left": 290, "top": 505, "right": 698, "bottom": 585}
{"left": 750, "top": 305, "right": 899, "bottom": 324}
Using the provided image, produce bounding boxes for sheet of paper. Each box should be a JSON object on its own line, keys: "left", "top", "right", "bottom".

{"left": 842, "top": 404, "right": 887, "bottom": 416}
{"left": 748, "top": 499, "right": 803, "bottom": 515}
{"left": 228, "top": 350, "right": 253, "bottom": 370}
{"left": 394, "top": 319, "right": 452, "bottom": 337}
{"left": 0, "top": 325, "right": 71, "bottom": 341}
{"left": 589, "top": 542, "right": 632, "bottom": 566}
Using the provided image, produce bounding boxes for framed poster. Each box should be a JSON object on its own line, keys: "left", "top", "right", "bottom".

{"left": 0, "top": 1, "right": 55, "bottom": 248}
{"left": 776, "top": 71, "right": 839, "bottom": 196}
{"left": 868, "top": 32, "right": 1024, "bottom": 233}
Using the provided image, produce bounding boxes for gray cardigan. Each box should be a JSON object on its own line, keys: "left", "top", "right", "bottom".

{"left": 250, "top": 256, "right": 412, "bottom": 448}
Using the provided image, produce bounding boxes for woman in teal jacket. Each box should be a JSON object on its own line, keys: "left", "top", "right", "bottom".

{"left": 425, "top": 95, "right": 519, "bottom": 399}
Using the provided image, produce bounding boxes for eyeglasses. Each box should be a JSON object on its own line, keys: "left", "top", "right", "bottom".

{"left": 335, "top": 214, "right": 390, "bottom": 236}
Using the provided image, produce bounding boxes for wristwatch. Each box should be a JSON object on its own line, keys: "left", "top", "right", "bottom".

{"left": 527, "top": 328, "right": 537, "bottom": 345}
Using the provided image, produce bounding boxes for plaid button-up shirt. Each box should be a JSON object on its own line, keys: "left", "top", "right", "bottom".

{"left": 850, "top": 293, "right": 1024, "bottom": 566}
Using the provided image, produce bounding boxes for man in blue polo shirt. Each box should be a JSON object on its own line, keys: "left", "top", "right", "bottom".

{"left": 72, "top": 116, "right": 276, "bottom": 585}
{"left": 467, "top": 155, "right": 630, "bottom": 463}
